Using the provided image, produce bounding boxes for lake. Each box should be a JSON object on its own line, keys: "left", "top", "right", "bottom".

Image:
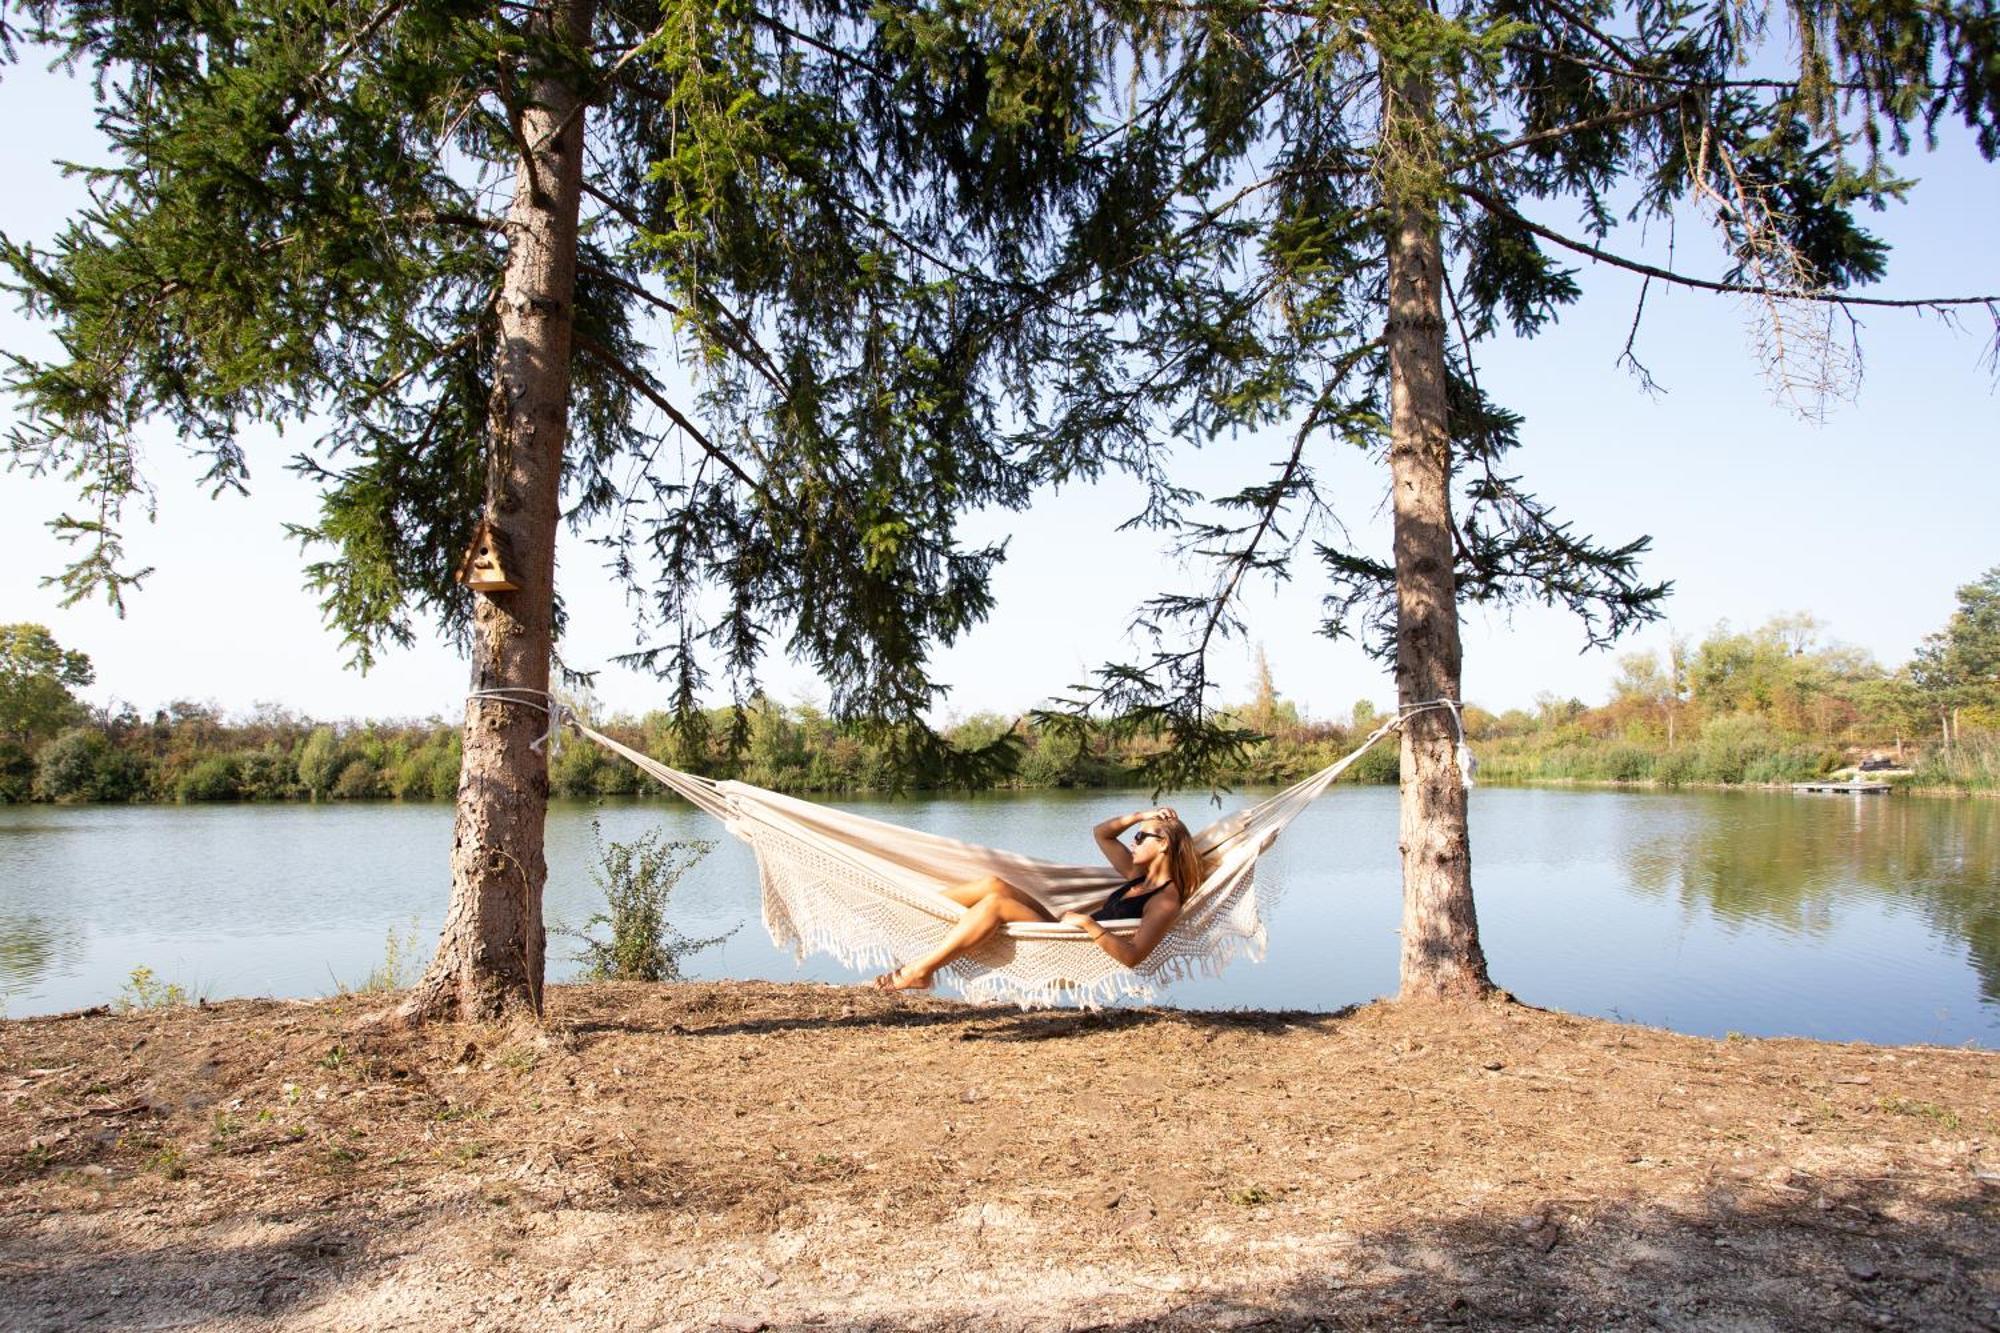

{"left": 1, "top": 785, "right": 1994, "bottom": 1046}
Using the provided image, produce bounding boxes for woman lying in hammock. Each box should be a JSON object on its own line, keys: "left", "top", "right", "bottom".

{"left": 872, "top": 807, "right": 1205, "bottom": 991}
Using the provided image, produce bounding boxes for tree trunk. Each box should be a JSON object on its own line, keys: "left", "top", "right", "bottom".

{"left": 1382, "top": 58, "right": 1494, "bottom": 1003}
{"left": 403, "top": 0, "right": 596, "bottom": 1023}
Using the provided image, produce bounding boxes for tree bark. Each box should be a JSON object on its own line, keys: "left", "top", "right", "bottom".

{"left": 403, "top": 0, "right": 596, "bottom": 1023}
{"left": 1382, "top": 59, "right": 1494, "bottom": 1003}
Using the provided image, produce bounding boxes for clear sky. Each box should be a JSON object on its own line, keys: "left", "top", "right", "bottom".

{"left": 2, "top": 54, "right": 1995, "bottom": 728}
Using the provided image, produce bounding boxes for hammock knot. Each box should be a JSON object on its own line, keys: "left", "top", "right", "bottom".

{"left": 464, "top": 687, "right": 569, "bottom": 755}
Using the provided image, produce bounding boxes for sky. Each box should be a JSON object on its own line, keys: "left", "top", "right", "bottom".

{"left": 1, "top": 52, "right": 1995, "bottom": 729}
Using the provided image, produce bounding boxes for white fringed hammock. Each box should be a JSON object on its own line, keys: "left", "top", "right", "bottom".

{"left": 491, "top": 692, "right": 1468, "bottom": 1008}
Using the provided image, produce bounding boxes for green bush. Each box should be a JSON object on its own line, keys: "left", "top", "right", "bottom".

{"left": 560, "top": 825, "right": 732, "bottom": 982}
{"left": 0, "top": 741, "right": 32, "bottom": 803}
{"left": 1652, "top": 748, "right": 1698, "bottom": 787}
{"left": 1340, "top": 738, "right": 1399, "bottom": 784}
{"left": 33, "top": 727, "right": 145, "bottom": 802}
{"left": 1691, "top": 715, "right": 1784, "bottom": 784}
{"left": 332, "top": 757, "right": 383, "bottom": 799}
{"left": 296, "top": 725, "right": 345, "bottom": 799}
{"left": 34, "top": 728, "right": 107, "bottom": 800}
{"left": 176, "top": 755, "right": 243, "bottom": 801}
{"left": 1603, "top": 744, "right": 1655, "bottom": 782}
{"left": 386, "top": 733, "right": 460, "bottom": 799}
{"left": 550, "top": 741, "right": 616, "bottom": 798}
{"left": 235, "top": 749, "right": 297, "bottom": 799}
{"left": 1913, "top": 735, "right": 2000, "bottom": 791}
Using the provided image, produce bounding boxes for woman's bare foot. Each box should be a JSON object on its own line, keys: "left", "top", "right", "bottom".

{"left": 871, "top": 966, "right": 934, "bottom": 991}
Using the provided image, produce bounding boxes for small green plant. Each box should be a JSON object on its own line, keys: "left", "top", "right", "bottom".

{"left": 498, "top": 1047, "right": 537, "bottom": 1076}
{"left": 322, "top": 1144, "right": 362, "bottom": 1170}
{"left": 341, "top": 917, "right": 424, "bottom": 994}
{"left": 117, "top": 966, "right": 189, "bottom": 1011}
{"left": 319, "top": 1044, "right": 347, "bottom": 1070}
{"left": 148, "top": 1145, "right": 187, "bottom": 1180}
{"left": 209, "top": 1111, "right": 241, "bottom": 1146}
{"left": 1229, "top": 1185, "right": 1272, "bottom": 1206}
{"left": 1878, "top": 1096, "right": 1962, "bottom": 1131}
{"left": 557, "top": 824, "right": 734, "bottom": 982}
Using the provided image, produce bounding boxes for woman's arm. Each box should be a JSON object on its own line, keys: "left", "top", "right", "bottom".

{"left": 1092, "top": 807, "right": 1170, "bottom": 877}
{"left": 1060, "top": 891, "right": 1180, "bottom": 969}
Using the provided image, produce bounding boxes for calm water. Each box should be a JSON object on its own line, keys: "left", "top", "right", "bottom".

{"left": 0, "top": 786, "right": 1994, "bottom": 1046}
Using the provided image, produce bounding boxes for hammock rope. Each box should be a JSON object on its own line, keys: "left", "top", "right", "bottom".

{"left": 464, "top": 688, "right": 1470, "bottom": 1007}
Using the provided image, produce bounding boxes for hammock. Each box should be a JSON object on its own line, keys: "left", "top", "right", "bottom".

{"left": 479, "top": 691, "right": 1468, "bottom": 1008}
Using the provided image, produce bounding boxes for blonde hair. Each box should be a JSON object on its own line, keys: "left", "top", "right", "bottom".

{"left": 1154, "top": 816, "right": 1210, "bottom": 908}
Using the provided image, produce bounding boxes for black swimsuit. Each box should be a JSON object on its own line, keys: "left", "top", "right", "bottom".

{"left": 1091, "top": 875, "right": 1173, "bottom": 923}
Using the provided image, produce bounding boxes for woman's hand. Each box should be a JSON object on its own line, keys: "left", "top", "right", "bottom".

{"left": 1059, "top": 911, "right": 1098, "bottom": 933}
{"left": 1143, "top": 807, "right": 1177, "bottom": 823}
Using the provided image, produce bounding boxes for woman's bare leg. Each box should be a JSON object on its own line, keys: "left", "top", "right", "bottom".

{"left": 880, "top": 878, "right": 1050, "bottom": 990}
{"left": 940, "top": 874, "right": 1050, "bottom": 913}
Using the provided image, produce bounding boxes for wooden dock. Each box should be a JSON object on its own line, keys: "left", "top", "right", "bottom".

{"left": 1792, "top": 781, "right": 1892, "bottom": 795}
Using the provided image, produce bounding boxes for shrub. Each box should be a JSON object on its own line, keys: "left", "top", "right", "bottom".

{"left": 1652, "top": 748, "right": 1699, "bottom": 787}
{"left": 117, "top": 965, "right": 192, "bottom": 1010}
{"left": 297, "top": 725, "right": 345, "bottom": 799}
{"left": 337, "top": 919, "right": 423, "bottom": 993}
{"left": 332, "top": 757, "right": 383, "bottom": 799}
{"left": 33, "top": 727, "right": 145, "bottom": 801}
{"left": 559, "top": 824, "right": 732, "bottom": 982}
{"left": 428, "top": 735, "right": 462, "bottom": 799}
{"left": 1017, "top": 729, "right": 1087, "bottom": 788}
{"left": 549, "top": 741, "right": 612, "bottom": 798}
{"left": 1912, "top": 734, "right": 2000, "bottom": 791}
{"left": 1599, "top": 743, "right": 1655, "bottom": 783}
{"left": 1691, "top": 715, "right": 1785, "bottom": 784}
{"left": 1340, "top": 740, "right": 1400, "bottom": 785}
{"left": 235, "top": 749, "right": 298, "bottom": 799}
{"left": 0, "top": 741, "right": 33, "bottom": 803}
{"left": 34, "top": 727, "right": 108, "bottom": 800}
{"left": 176, "top": 755, "right": 243, "bottom": 802}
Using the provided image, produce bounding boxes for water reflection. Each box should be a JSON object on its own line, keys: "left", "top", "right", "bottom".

{"left": 0, "top": 913, "right": 83, "bottom": 1005}
{"left": 1626, "top": 795, "right": 2000, "bottom": 1001}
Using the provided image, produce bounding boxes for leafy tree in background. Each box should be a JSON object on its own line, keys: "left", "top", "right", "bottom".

{"left": 1912, "top": 566, "right": 2000, "bottom": 749}
{"left": 0, "top": 624, "right": 93, "bottom": 745}
{"left": 1946, "top": 570, "right": 2000, "bottom": 687}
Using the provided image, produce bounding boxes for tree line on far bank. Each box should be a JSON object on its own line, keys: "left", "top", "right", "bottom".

{"left": 6, "top": 570, "right": 1996, "bottom": 804}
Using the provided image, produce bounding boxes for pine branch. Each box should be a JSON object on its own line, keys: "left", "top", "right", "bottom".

{"left": 579, "top": 261, "right": 789, "bottom": 398}
{"left": 1457, "top": 184, "right": 2000, "bottom": 309}
{"left": 571, "top": 333, "right": 758, "bottom": 492}
{"left": 1452, "top": 96, "right": 1684, "bottom": 171}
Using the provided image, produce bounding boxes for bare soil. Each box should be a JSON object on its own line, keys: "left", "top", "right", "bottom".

{"left": 2, "top": 981, "right": 1996, "bottom": 1331}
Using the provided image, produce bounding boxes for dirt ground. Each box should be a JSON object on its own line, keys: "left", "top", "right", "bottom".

{"left": 2, "top": 981, "right": 1996, "bottom": 1332}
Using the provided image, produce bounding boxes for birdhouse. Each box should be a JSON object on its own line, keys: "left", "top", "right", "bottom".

{"left": 456, "top": 519, "right": 520, "bottom": 593}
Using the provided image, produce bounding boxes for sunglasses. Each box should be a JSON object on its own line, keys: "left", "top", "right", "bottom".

{"left": 1132, "top": 830, "right": 1165, "bottom": 845}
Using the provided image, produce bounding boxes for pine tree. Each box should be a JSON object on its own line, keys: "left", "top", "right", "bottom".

{"left": 1007, "top": 0, "right": 1998, "bottom": 999}
{"left": 1, "top": 0, "right": 1105, "bottom": 1019}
